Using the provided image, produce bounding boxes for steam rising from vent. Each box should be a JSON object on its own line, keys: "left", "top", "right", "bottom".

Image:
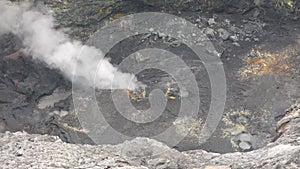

{"left": 0, "top": 0, "right": 138, "bottom": 90}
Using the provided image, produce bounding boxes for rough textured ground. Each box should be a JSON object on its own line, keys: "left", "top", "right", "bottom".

{"left": 0, "top": 104, "right": 299, "bottom": 168}
{"left": 0, "top": 0, "right": 300, "bottom": 168}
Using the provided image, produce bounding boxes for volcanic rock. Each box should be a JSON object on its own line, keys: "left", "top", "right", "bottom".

{"left": 0, "top": 108, "right": 299, "bottom": 168}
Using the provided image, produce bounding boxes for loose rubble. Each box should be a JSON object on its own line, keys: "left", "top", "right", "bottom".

{"left": 0, "top": 105, "right": 299, "bottom": 168}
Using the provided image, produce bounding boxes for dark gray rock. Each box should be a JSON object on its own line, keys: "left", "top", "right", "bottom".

{"left": 0, "top": 89, "right": 25, "bottom": 104}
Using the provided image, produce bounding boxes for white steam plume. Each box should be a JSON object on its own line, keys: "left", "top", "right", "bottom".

{"left": 0, "top": 0, "right": 138, "bottom": 90}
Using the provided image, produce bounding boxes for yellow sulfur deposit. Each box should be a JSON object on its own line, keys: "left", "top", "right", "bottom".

{"left": 241, "top": 49, "right": 293, "bottom": 78}
{"left": 124, "top": 89, "right": 146, "bottom": 101}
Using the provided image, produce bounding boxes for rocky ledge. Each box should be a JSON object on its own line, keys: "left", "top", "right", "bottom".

{"left": 1, "top": 104, "right": 299, "bottom": 169}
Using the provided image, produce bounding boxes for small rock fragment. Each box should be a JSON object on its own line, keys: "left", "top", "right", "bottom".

{"left": 229, "top": 35, "right": 239, "bottom": 42}
{"left": 205, "top": 28, "right": 215, "bottom": 36}
{"left": 239, "top": 141, "right": 251, "bottom": 150}
{"left": 208, "top": 18, "right": 216, "bottom": 26}
{"left": 233, "top": 42, "right": 240, "bottom": 46}
{"left": 218, "top": 28, "right": 230, "bottom": 40}
{"left": 149, "top": 28, "right": 154, "bottom": 32}
{"left": 52, "top": 110, "right": 69, "bottom": 117}
{"left": 239, "top": 133, "right": 252, "bottom": 142}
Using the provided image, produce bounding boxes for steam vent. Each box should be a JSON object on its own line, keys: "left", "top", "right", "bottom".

{"left": 0, "top": 0, "right": 300, "bottom": 168}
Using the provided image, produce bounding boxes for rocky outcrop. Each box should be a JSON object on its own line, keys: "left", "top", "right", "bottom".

{"left": 1, "top": 105, "right": 299, "bottom": 169}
